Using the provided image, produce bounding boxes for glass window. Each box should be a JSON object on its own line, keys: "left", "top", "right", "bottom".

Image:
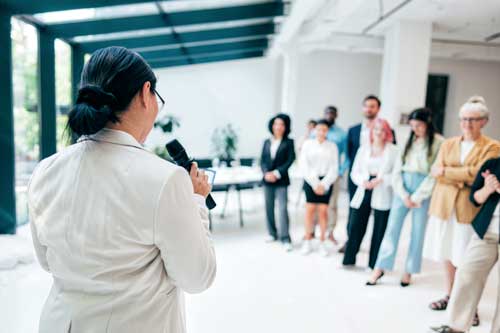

{"left": 55, "top": 39, "right": 72, "bottom": 150}
{"left": 12, "top": 18, "right": 39, "bottom": 227}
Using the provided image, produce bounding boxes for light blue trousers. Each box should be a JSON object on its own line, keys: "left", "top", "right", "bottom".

{"left": 375, "top": 172, "right": 430, "bottom": 274}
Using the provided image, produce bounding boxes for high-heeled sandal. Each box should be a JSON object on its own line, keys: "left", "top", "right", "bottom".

{"left": 429, "top": 295, "right": 450, "bottom": 311}
{"left": 472, "top": 311, "right": 480, "bottom": 327}
{"left": 366, "top": 271, "right": 384, "bottom": 286}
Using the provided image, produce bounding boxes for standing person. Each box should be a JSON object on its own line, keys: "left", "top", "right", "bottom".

{"left": 296, "top": 119, "right": 317, "bottom": 155}
{"left": 342, "top": 118, "right": 398, "bottom": 269}
{"left": 431, "top": 157, "right": 500, "bottom": 333}
{"left": 300, "top": 120, "right": 339, "bottom": 256}
{"left": 28, "top": 47, "right": 216, "bottom": 333}
{"left": 260, "top": 114, "right": 295, "bottom": 251}
{"left": 424, "top": 96, "right": 500, "bottom": 325}
{"left": 323, "top": 106, "right": 348, "bottom": 245}
{"left": 340, "top": 95, "right": 396, "bottom": 253}
{"left": 367, "top": 108, "right": 444, "bottom": 286}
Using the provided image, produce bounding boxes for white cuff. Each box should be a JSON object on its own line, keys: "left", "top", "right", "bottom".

{"left": 273, "top": 170, "right": 281, "bottom": 179}
{"left": 193, "top": 194, "right": 206, "bottom": 207}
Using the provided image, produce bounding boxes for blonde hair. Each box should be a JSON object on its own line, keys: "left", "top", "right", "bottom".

{"left": 459, "top": 95, "right": 489, "bottom": 119}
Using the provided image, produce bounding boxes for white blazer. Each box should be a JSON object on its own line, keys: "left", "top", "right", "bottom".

{"left": 28, "top": 128, "right": 216, "bottom": 333}
{"left": 350, "top": 143, "right": 399, "bottom": 211}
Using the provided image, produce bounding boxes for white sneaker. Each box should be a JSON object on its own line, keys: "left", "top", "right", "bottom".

{"left": 301, "top": 240, "right": 312, "bottom": 255}
{"left": 264, "top": 236, "right": 277, "bottom": 243}
{"left": 283, "top": 242, "right": 293, "bottom": 252}
{"left": 319, "top": 241, "right": 329, "bottom": 257}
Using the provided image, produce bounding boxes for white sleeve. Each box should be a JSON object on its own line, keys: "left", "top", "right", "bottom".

{"left": 379, "top": 146, "right": 399, "bottom": 188}
{"left": 300, "top": 141, "right": 320, "bottom": 188}
{"left": 350, "top": 146, "right": 367, "bottom": 187}
{"left": 29, "top": 208, "right": 50, "bottom": 272}
{"left": 320, "top": 143, "right": 339, "bottom": 188}
{"left": 28, "top": 168, "right": 50, "bottom": 272}
{"left": 154, "top": 168, "right": 216, "bottom": 294}
{"left": 391, "top": 154, "right": 409, "bottom": 199}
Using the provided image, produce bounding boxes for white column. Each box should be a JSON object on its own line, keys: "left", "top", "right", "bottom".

{"left": 279, "top": 44, "right": 301, "bottom": 118}
{"left": 379, "top": 20, "right": 432, "bottom": 142}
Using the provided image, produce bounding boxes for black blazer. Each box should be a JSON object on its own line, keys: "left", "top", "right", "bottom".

{"left": 346, "top": 123, "right": 397, "bottom": 171}
{"left": 260, "top": 138, "right": 295, "bottom": 187}
{"left": 470, "top": 157, "right": 500, "bottom": 241}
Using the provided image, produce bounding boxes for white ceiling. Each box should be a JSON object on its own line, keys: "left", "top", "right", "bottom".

{"left": 272, "top": 0, "right": 500, "bottom": 61}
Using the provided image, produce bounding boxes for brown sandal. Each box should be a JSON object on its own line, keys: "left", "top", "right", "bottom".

{"left": 429, "top": 295, "right": 450, "bottom": 311}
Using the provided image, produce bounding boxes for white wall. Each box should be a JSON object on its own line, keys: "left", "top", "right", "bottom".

{"left": 429, "top": 58, "right": 500, "bottom": 138}
{"left": 292, "top": 51, "right": 382, "bottom": 138}
{"left": 146, "top": 56, "right": 281, "bottom": 158}
{"left": 145, "top": 50, "right": 499, "bottom": 161}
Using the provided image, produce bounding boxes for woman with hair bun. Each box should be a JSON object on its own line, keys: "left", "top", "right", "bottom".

{"left": 424, "top": 96, "right": 500, "bottom": 326}
{"left": 28, "top": 46, "right": 216, "bottom": 333}
{"left": 367, "top": 108, "right": 444, "bottom": 287}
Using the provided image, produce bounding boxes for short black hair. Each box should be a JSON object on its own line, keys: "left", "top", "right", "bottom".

{"left": 268, "top": 113, "right": 292, "bottom": 138}
{"left": 308, "top": 119, "right": 317, "bottom": 126}
{"left": 67, "top": 46, "right": 157, "bottom": 136}
{"left": 316, "top": 119, "right": 330, "bottom": 128}
{"left": 363, "top": 95, "right": 381, "bottom": 108}
{"left": 324, "top": 105, "right": 338, "bottom": 114}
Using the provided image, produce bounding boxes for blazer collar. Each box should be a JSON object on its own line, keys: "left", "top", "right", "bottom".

{"left": 78, "top": 128, "right": 144, "bottom": 150}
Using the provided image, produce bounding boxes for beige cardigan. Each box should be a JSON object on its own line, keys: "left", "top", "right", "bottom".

{"left": 428, "top": 135, "right": 500, "bottom": 224}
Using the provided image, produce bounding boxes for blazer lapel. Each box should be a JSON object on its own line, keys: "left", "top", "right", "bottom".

{"left": 463, "top": 135, "right": 486, "bottom": 165}
{"left": 272, "top": 140, "right": 286, "bottom": 167}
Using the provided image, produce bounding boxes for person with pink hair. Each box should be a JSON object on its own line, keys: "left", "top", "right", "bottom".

{"left": 343, "top": 118, "right": 399, "bottom": 269}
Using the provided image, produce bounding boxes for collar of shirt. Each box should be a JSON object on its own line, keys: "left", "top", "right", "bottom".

{"left": 79, "top": 128, "right": 144, "bottom": 150}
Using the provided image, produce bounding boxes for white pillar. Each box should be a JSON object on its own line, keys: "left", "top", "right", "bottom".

{"left": 379, "top": 20, "right": 432, "bottom": 142}
{"left": 280, "top": 44, "right": 300, "bottom": 117}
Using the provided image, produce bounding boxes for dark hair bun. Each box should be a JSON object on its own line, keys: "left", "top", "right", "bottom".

{"left": 68, "top": 85, "right": 119, "bottom": 136}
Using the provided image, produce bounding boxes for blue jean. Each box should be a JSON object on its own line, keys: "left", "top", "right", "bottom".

{"left": 375, "top": 172, "right": 430, "bottom": 274}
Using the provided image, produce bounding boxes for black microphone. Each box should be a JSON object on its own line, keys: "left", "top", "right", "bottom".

{"left": 165, "top": 139, "right": 217, "bottom": 210}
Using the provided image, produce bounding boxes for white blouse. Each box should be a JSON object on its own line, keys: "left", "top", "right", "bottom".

{"left": 28, "top": 128, "right": 216, "bottom": 333}
{"left": 350, "top": 143, "right": 400, "bottom": 211}
{"left": 299, "top": 139, "right": 339, "bottom": 188}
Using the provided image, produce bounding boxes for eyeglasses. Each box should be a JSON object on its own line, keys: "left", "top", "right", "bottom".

{"left": 460, "top": 117, "right": 485, "bottom": 123}
{"left": 153, "top": 89, "right": 165, "bottom": 111}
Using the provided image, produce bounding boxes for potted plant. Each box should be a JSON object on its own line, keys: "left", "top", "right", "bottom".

{"left": 211, "top": 124, "right": 238, "bottom": 166}
{"left": 153, "top": 114, "right": 180, "bottom": 161}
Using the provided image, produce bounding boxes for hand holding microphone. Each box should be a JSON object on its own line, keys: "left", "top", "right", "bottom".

{"left": 190, "top": 162, "right": 211, "bottom": 198}
{"left": 166, "top": 139, "right": 217, "bottom": 209}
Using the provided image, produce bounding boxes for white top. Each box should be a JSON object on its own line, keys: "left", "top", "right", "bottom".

{"left": 28, "top": 128, "right": 216, "bottom": 333}
{"left": 270, "top": 137, "right": 282, "bottom": 160}
{"left": 350, "top": 143, "right": 399, "bottom": 211}
{"left": 299, "top": 139, "right": 339, "bottom": 188}
{"left": 460, "top": 140, "right": 476, "bottom": 164}
{"left": 488, "top": 203, "right": 500, "bottom": 235}
{"left": 367, "top": 154, "right": 383, "bottom": 175}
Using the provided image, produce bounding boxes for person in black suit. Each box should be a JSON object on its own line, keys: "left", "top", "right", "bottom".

{"left": 431, "top": 157, "right": 500, "bottom": 333}
{"left": 339, "top": 95, "right": 396, "bottom": 253}
{"left": 260, "top": 113, "right": 296, "bottom": 251}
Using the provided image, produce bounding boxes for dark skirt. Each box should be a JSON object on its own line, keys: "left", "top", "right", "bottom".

{"left": 303, "top": 180, "right": 333, "bottom": 204}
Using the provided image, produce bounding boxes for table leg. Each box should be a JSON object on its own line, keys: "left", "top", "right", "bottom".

{"left": 237, "top": 188, "right": 243, "bottom": 228}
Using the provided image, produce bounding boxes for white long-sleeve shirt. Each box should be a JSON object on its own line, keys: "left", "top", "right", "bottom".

{"left": 299, "top": 139, "right": 339, "bottom": 189}
{"left": 28, "top": 128, "right": 216, "bottom": 333}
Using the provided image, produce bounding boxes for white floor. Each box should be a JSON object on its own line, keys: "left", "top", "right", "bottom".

{"left": 1, "top": 186, "right": 497, "bottom": 333}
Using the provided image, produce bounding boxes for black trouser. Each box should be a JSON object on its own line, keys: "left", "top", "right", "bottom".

{"left": 342, "top": 187, "right": 390, "bottom": 269}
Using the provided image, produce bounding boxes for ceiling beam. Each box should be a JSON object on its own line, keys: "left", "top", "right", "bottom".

{"left": 45, "top": 2, "right": 284, "bottom": 39}
{"left": 139, "top": 38, "right": 268, "bottom": 61}
{"left": 78, "top": 22, "right": 275, "bottom": 53}
{"left": 148, "top": 50, "right": 264, "bottom": 69}
{"left": 2, "top": 0, "right": 166, "bottom": 15}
